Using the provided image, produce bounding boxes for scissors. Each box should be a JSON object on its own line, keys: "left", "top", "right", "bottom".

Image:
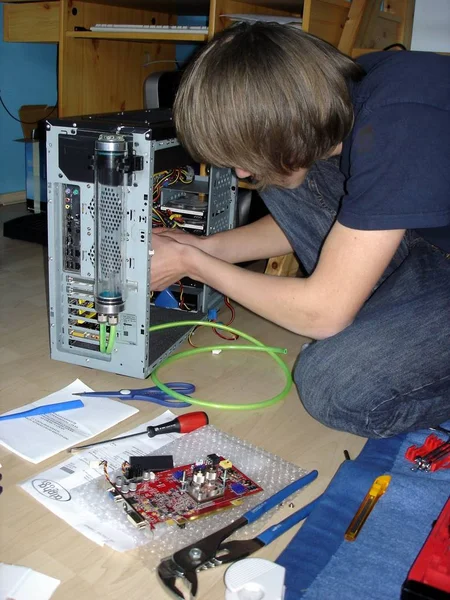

{"left": 74, "top": 382, "right": 194, "bottom": 408}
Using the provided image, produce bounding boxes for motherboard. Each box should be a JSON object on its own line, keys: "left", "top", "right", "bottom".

{"left": 106, "top": 454, "right": 263, "bottom": 530}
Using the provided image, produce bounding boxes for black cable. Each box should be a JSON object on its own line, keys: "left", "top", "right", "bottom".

{"left": 383, "top": 43, "right": 408, "bottom": 51}
{"left": 0, "top": 91, "right": 56, "bottom": 124}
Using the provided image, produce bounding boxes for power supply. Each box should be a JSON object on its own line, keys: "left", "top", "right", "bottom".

{"left": 46, "top": 109, "right": 237, "bottom": 379}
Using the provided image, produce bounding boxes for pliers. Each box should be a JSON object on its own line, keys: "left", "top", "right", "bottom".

{"left": 157, "top": 469, "right": 320, "bottom": 599}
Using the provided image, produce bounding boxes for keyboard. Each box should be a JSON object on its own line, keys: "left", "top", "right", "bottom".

{"left": 90, "top": 24, "right": 209, "bottom": 35}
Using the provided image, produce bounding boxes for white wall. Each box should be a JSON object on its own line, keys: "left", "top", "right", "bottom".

{"left": 411, "top": 0, "right": 450, "bottom": 52}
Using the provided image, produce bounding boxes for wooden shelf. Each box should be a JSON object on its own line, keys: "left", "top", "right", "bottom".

{"left": 351, "top": 47, "right": 380, "bottom": 57}
{"left": 66, "top": 30, "right": 209, "bottom": 42}
{"left": 3, "top": 0, "right": 59, "bottom": 42}
{"left": 0, "top": 0, "right": 307, "bottom": 14}
{"left": 2, "top": 0, "right": 416, "bottom": 120}
{"left": 379, "top": 11, "right": 402, "bottom": 23}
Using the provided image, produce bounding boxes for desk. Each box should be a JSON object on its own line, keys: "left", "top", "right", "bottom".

{"left": 1, "top": 0, "right": 415, "bottom": 118}
{"left": 0, "top": 215, "right": 366, "bottom": 599}
{"left": 1, "top": 0, "right": 296, "bottom": 117}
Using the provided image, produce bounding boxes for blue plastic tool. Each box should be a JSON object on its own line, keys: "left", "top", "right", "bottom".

{"left": 74, "top": 382, "right": 194, "bottom": 408}
{"left": 243, "top": 469, "right": 319, "bottom": 524}
{"left": 0, "top": 399, "right": 84, "bottom": 421}
{"left": 255, "top": 494, "right": 321, "bottom": 545}
{"left": 154, "top": 288, "right": 179, "bottom": 309}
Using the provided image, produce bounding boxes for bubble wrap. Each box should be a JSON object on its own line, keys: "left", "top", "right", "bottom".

{"left": 73, "top": 425, "right": 309, "bottom": 568}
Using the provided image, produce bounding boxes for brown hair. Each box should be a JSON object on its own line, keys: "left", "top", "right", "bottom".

{"left": 173, "top": 22, "right": 363, "bottom": 188}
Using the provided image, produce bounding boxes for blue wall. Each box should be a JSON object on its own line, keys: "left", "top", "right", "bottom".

{"left": 176, "top": 15, "right": 208, "bottom": 65}
{"left": 0, "top": 12, "right": 204, "bottom": 194}
{"left": 0, "top": 5, "right": 57, "bottom": 194}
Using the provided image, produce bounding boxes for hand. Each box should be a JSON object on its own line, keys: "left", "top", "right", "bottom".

{"left": 153, "top": 227, "right": 206, "bottom": 250}
{"left": 150, "top": 233, "right": 197, "bottom": 291}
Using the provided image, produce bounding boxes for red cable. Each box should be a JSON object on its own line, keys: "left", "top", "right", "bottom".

{"left": 213, "top": 297, "right": 239, "bottom": 340}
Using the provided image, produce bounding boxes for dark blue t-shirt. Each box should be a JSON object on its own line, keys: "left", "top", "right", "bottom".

{"left": 338, "top": 51, "right": 450, "bottom": 252}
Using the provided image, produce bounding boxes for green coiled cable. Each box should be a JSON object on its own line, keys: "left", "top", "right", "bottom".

{"left": 149, "top": 320, "right": 293, "bottom": 411}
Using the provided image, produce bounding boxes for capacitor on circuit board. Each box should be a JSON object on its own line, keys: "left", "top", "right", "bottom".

{"left": 180, "top": 471, "right": 188, "bottom": 492}
{"left": 192, "top": 467, "right": 206, "bottom": 486}
{"left": 205, "top": 466, "right": 217, "bottom": 482}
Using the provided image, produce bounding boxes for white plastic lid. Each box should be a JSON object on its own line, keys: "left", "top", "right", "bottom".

{"left": 224, "top": 558, "right": 286, "bottom": 600}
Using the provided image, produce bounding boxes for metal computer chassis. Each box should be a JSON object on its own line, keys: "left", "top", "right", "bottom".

{"left": 46, "top": 109, "right": 237, "bottom": 378}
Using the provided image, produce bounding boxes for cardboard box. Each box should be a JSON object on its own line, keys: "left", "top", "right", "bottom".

{"left": 24, "top": 139, "right": 47, "bottom": 212}
{"left": 17, "top": 105, "right": 57, "bottom": 212}
{"left": 19, "top": 104, "right": 57, "bottom": 139}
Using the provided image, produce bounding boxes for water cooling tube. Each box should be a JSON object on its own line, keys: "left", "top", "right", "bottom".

{"left": 94, "top": 134, "right": 128, "bottom": 321}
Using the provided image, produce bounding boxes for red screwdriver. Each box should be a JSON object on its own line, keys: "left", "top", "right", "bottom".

{"left": 69, "top": 412, "right": 209, "bottom": 453}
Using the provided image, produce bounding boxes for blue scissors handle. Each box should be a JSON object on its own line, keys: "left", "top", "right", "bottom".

{"left": 75, "top": 382, "right": 194, "bottom": 408}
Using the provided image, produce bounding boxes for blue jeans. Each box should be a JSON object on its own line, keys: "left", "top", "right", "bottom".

{"left": 261, "top": 157, "right": 450, "bottom": 438}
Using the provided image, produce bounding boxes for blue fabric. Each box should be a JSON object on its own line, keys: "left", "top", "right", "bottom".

{"left": 261, "top": 159, "right": 450, "bottom": 439}
{"left": 339, "top": 51, "right": 450, "bottom": 252}
{"left": 276, "top": 423, "right": 450, "bottom": 600}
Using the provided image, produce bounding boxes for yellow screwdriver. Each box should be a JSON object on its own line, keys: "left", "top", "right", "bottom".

{"left": 344, "top": 474, "right": 391, "bottom": 542}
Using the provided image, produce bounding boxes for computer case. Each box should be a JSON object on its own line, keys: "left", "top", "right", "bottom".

{"left": 46, "top": 109, "right": 237, "bottom": 378}
{"left": 144, "top": 70, "right": 184, "bottom": 109}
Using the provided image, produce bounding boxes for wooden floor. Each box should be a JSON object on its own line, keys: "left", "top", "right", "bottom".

{"left": 0, "top": 204, "right": 365, "bottom": 600}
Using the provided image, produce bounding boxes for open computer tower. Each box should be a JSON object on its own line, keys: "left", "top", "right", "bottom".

{"left": 46, "top": 109, "right": 237, "bottom": 379}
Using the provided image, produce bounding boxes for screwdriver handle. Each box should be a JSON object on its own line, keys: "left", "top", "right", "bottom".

{"left": 146, "top": 411, "right": 209, "bottom": 438}
{"left": 68, "top": 411, "right": 209, "bottom": 453}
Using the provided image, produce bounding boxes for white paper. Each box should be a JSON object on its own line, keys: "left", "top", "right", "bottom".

{"left": 0, "top": 563, "right": 60, "bottom": 600}
{"left": 0, "top": 380, "right": 139, "bottom": 463}
{"left": 20, "top": 410, "right": 180, "bottom": 551}
{"left": 221, "top": 14, "right": 303, "bottom": 25}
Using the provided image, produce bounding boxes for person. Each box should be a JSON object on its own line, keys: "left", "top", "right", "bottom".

{"left": 150, "top": 22, "right": 450, "bottom": 439}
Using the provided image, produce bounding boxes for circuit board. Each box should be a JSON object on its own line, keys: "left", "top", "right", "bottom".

{"left": 108, "top": 455, "right": 263, "bottom": 529}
